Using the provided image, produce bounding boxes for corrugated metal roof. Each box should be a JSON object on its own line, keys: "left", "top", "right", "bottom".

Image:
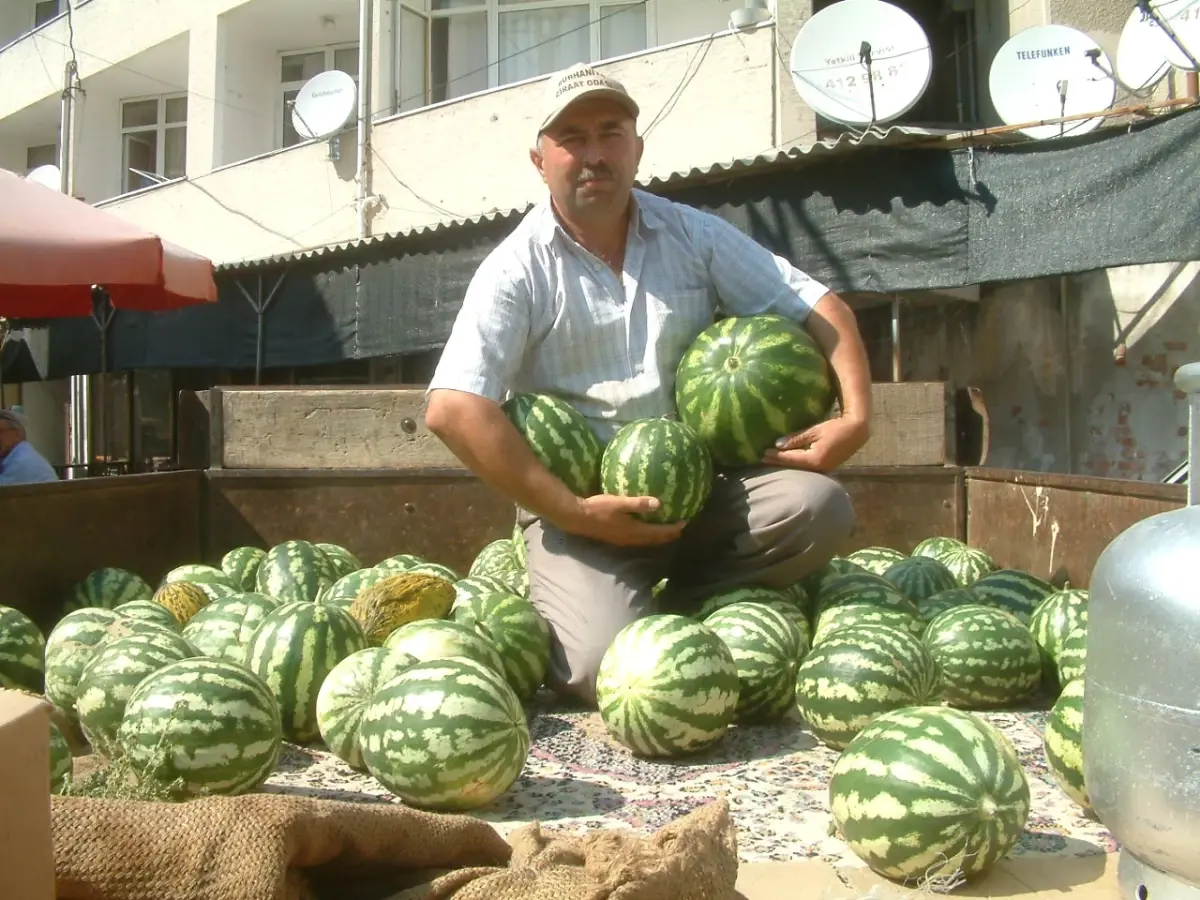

{"left": 214, "top": 125, "right": 950, "bottom": 275}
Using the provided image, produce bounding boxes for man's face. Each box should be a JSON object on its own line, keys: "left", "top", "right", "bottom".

{"left": 0, "top": 421, "right": 21, "bottom": 458}
{"left": 531, "top": 97, "right": 644, "bottom": 222}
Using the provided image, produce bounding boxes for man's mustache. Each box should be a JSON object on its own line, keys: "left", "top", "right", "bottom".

{"left": 578, "top": 165, "right": 613, "bottom": 183}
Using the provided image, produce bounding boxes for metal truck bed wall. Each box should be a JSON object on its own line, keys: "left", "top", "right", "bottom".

{"left": 0, "top": 467, "right": 1184, "bottom": 633}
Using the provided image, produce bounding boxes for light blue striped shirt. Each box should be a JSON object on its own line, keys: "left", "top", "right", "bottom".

{"left": 0, "top": 440, "right": 59, "bottom": 485}
{"left": 428, "top": 188, "right": 831, "bottom": 441}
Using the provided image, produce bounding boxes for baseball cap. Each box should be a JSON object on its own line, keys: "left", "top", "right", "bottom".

{"left": 538, "top": 63, "right": 640, "bottom": 135}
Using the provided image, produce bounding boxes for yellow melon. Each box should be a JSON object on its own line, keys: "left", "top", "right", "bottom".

{"left": 152, "top": 581, "right": 209, "bottom": 625}
{"left": 349, "top": 571, "right": 455, "bottom": 645}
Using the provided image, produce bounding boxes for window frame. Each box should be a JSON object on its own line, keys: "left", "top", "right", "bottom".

{"left": 33, "top": 0, "right": 61, "bottom": 28}
{"left": 25, "top": 143, "right": 58, "bottom": 173}
{"left": 276, "top": 42, "right": 362, "bottom": 149}
{"left": 118, "top": 92, "right": 188, "bottom": 195}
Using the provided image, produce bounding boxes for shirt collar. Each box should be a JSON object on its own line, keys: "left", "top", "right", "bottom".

{"left": 533, "top": 188, "right": 663, "bottom": 247}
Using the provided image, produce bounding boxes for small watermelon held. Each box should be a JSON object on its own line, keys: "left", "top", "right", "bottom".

{"left": 595, "top": 614, "right": 740, "bottom": 758}
{"left": 674, "top": 313, "right": 834, "bottom": 467}
{"left": 829, "top": 705, "right": 1031, "bottom": 884}
{"left": 704, "top": 602, "right": 804, "bottom": 724}
{"left": 502, "top": 392, "right": 605, "bottom": 497}
{"left": 923, "top": 605, "right": 1041, "bottom": 708}
{"left": 1043, "top": 677, "right": 1090, "bottom": 812}
{"left": 316, "top": 647, "right": 418, "bottom": 770}
{"left": 599, "top": 418, "right": 713, "bottom": 524}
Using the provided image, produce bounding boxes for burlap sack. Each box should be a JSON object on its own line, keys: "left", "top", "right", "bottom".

{"left": 51, "top": 790, "right": 739, "bottom": 900}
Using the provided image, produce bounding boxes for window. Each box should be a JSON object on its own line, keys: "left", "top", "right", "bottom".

{"left": 279, "top": 45, "right": 360, "bottom": 148}
{"left": 120, "top": 95, "right": 187, "bottom": 194}
{"left": 26, "top": 143, "right": 57, "bottom": 173}
{"left": 34, "top": 0, "right": 60, "bottom": 28}
{"left": 398, "top": 0, "right": 649, "bottom": 109}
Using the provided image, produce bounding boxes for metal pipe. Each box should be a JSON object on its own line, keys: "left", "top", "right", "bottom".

{"left": 891, "top": 295, "right": 901, "bottom": 382}
{"left": 1174, "top": 362, "right": 1200, "bottom": 507}
{"left": 1060, "top": 275, "right": 1073, "bottom": 473}
{"left": 356, "top": 0, "right": 375, "bottom": 240}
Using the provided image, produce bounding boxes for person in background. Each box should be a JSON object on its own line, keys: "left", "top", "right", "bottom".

{"left": 0, "top": 408, "right": 59, "bottom": 485}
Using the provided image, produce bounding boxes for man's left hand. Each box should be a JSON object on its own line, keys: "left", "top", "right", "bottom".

{"left": 761, "top": 416, "right": 870, "bottom": 473}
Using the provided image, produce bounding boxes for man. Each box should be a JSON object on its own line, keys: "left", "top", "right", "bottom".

{"left": 425, "top": 63, "right": 872, "bottom": 706}
{"left": 0, "top": 408, "right": 59, "bottom": 485}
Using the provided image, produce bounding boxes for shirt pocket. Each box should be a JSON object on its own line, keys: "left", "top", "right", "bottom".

{"left": 649, "top": 287, "right": 713, "bottom": 380}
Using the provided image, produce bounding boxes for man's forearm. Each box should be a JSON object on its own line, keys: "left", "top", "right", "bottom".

{"left": 807, "top": 292, "right": 873, "bottom": 422}
{"left": 425, "top": 389, "right": 585, "bottom": 529}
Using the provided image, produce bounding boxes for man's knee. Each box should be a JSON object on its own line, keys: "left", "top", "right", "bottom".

{"left": 749, "top": 469, "right": 856, "bottom": 580}
{"left": 544, "top": 611, "right": 640, "bottom": 707}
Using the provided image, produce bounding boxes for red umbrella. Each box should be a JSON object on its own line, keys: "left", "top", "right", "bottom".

{"left": 0, "top": 166, "right": 217, "bottom": 317}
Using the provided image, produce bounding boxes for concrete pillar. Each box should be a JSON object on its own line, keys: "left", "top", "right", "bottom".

{"left": 186, "top": 14, "right": 226, "bottom": 178}
{"left": 772, "top": 0, "right": 819, "bottom": 149}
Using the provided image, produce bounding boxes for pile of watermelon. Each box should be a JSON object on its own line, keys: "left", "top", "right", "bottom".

{"left": 0, "top": 530, "right": 543, "bottom": 813}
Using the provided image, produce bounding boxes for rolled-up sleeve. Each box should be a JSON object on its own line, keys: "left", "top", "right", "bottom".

{"left": 694, "top": 209, "right": 831, "bottom": 323}
{"left": 427, "top": 254, "right": 532, "bottom": 402}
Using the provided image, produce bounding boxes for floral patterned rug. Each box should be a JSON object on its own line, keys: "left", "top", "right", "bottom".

{"left": 263, "top": 693, "right": 1116, "bottom": 868}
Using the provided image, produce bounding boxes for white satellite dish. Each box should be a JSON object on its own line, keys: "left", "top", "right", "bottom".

{"left": 25, "top": 164, "right": 62, "bottom": 191}
{"left": 988, "top": 24, "right": 1117, "bottom": 140}
{"left": 1116, "top": 0, "right": 1200, "bottom": 92}
{"left": 291, "top": 69, "right": 357, "bottom": 141}
{"left": 789, "top": 0, "right": 933, "bottom": 127}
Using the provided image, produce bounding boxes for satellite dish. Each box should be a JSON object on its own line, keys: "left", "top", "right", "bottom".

{"left": 291, "top": 69, "right": 357, "bottom": 141}
{"left": 789, "top": 0, "right": 933, "bottom": 127}
{"left": 25, "top": 164, "right": 62, "bottom": 191}
{"left": 988, "top": 24, "right": 1117, "bottom": 140}
{"left": 1115, "top": 0, "right": 1200, "bottom": 92}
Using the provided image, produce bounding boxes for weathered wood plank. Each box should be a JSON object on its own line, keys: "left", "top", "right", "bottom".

{"left": 843, "top": 382, "right": 955, "bottom": 467}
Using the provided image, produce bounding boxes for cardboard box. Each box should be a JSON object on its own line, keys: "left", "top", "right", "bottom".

{"left": 0, "top": 689, "right": 57, "bottom": 900}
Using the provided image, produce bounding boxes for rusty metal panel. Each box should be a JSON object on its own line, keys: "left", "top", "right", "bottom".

{"left": 0, "top": 472, "right": 203, "bottom": 633}
{"left": 203, "top": 469, "right": 515, "bottom": 576}
{"left": 837, "top": 466, "right": 966, "bottom": 553}
{"left": 965, "top": 468, "right": 1186, "bottom": 588}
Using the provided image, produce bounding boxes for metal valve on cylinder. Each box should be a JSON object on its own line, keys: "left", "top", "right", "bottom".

{"left": 1084, "top": 361, "right": 1200, "bottom": 900}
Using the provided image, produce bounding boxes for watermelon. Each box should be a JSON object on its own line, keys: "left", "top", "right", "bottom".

{"left": 321, "top": 566, "right": 391, "bottom": 608}
{"left": 255, "top": 540, "right": 337, "bottom": 604}
{"left": 67, "top": 567, "right": 154, "bottom": 612}
{"left": 75, "top": 631, "right": 198, "bottom": 754}
{"left": 49, "top": 720, "right": 72, "bottom": 793}
{"left": 315, "top": 647, "right": 418, "bottom": 770}
{"left": 923, "top": 605, "right": 1041, "bottom": 708}
{"left": 970, "top": 569, "right": 1054, "bottom": 623}
{"left": 511, "top": 523, "right": 527, "bottom": 569}
{"left": 467, "top": 541, "right": 529, "bottom": 598}
{"left": 696, "top": 585, "right": 808, "bottom": 629}
{"left": 182, "top": 592, "right": 280, "bottom": 662}
{"left": 910, "top": 536, "right": 964, "bottom": 558}
{"left": 845, "top": 546, "right": 907, "bottom": 575}
{"left": 117, "top": 657, "right": 283, "bottom": 799}
{"left": 703, "top": 602, "right": 804, "bottom": 724}
{"left": 935, "top": 544, "right": 998, "bottom": 587}
{"left": 316, "top": 543, "right": 362, "bottom": 579}
{"left": 815, "top": 572, "right": 919, "bottom": 620}
{"left": 502, "top": 392, "right": 605, "bottom": 497}
{"left": 452, "top": 590, "right": 551, "bottom": 699}
{"left": 794, "top": 623, "right": 940, "bottom": 749}
{"left": 811, "top": 601, "right": 923, "bottom": 646}
{"left": 1043, "top": 677, "right": 1090, "bottom": 811}
{"left": 383, "top": 618, "right": 506, "bottom": 675}
{"left": 674, "top": 313, "right": 833, "bottom": 467}
{"left": 244, "top": 600, "right": 368, "bottom": 743}
{"left": 829, "top": 705, "right": 1031, "bottom": 883}
{"left": 452, "top": 575, "right": 513, "bottom": 611}
{"left": 915, "top": 587, "right": 982, "bottom": 623}
{"left": 0, "top": 605, "right": 45, "bottom": 693}
{"left": 599, "top": 418, "right": 713, "bottom": 524}
{"left": 162, "top": 564, "right": 234, "bottom": 589}
{"left": 220, "top": 546, "right": 266, "bottom": 591}
{"left": 193, "top": 580, "right": 239, "bottom": 605}
{"left": 801, "top": 556, "right": 866, "bottom": 599}
{"left": 1056, "top": 625, "right": 1087, "bottom": 685}
{"left": 1028, "top": 589, "right": 1088, "bottom": 688}
{"left": 882, "top": 556, "right": 958, "bottom": 603}
{"left": 114, "top": 599, "right": 182, "bottom": 630}
{"left": 376, "top": 554, "right": 425, "bottom": 573}
{"left": 358, "top": 657, "right": 530, "bottom": 811}
{"left": 595, "top": 614, "right": 740, "bottom": 758}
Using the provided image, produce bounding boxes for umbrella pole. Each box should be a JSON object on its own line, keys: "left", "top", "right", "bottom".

{"left": 234, "top": 271, "right": 288, "bottom": 386}
{"left": 91, "top": 288, "right": 115, "bottom": 474}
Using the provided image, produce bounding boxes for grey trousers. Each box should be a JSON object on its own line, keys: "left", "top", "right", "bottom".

{"left": 516, "top": 466, "right": 857, "bottom": 707}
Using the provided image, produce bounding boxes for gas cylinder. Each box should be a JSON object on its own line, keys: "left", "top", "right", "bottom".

{"left": 1084, "top": 361, "right": 1200, "bottom": 900}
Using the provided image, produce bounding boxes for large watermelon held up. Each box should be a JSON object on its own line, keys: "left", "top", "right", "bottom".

{"left": 674, "top": 313, "right": 834, "bottom": 468}
{"left": 502, "top": 392, "right": 605, "bottom": 497}
{"left": 599, "top": 418, "right": 713, "bottom": 524}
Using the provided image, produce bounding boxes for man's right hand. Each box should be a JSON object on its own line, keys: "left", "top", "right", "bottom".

{"left": 562, "top": 494, "right": 687, "bottom": 547}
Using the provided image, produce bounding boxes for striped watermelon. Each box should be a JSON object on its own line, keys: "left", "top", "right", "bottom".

{"left": 66, "top": 567, "right": 153, "bottom": 613}
{"left": 502, "top": 392, "right": 605, "bottom": 497}
{"left": 512, "top": 523, "right": 527, "bottom": 569}
{"left": 358, "top": 656, "right": 530, "bottom": 811}
{"left": 316, "top": 543, "right": 362, "bottom": 579}
{"left": 674, "top": 313, "right": 834, "bottom": 467}
{"left": 49, "top": 720, "right": 72, "bottom": 793}
{"left": 599, "top": 418, "right": 713, "bottom": 524}
{"left": 1043, "top": 677, "right": 1090, "bottom": 811}
{"left": 845, "top": 546, "right": 907, "bottom": 575}
{"left": 75, "top": 631, "right": 198, "bottom": 754}
{"left": 1028, "top": 589, "right": 1088, "bottom": 688}
{"left": 815, "top": 572, "right": 919, "bottom": 620}
{"left": 910, "top": 536, "right": 964, "bottom": 558}
{"left": 452, "top": 590, "right": 551, "bottom": 699}
{"left": 220, "top": 546, "right": 266, "bottom": 591}
{"left": 970, "top": 569, "right": 1054, "bottom": 623}
{"left": 406, "top": 562, "right": 461, "bottom": 582}
{"left": 923, "top": 605, "right": 1041, "bottom": 708}
{"left": 916, "top": 587, "right": 982, "bottom": 623}
{"left": 802, "top": 556, "right": 867, "bottom": 599}
{"left": 321, "top": 566, "right": 391, "bottom": 609}
{"left": 244, "top": 601, "right": 368, "bottom": 743}
{"left": 696, "top": 585, "right": 808, "bottom": 627}
{"left": 936, "top": 545, "right": 998, "bottom": 587}
{"left": 829, "top": 705, "right": 1031, "bottom": 883}
{"left": 193, "top": 580, "right": 239, "bottom": 605}
{"left": 383, "top": 618, "right": 506, "bottom": 675}
{"left": 315, "top": 647, "right": 418, "bottom": 770}
{"left": 114, "top": 599, "right": 182, "bottom": 630}
{"left": 117, "top": 657, "right": 283, "bottom": 799}
{"left": 704, "top": 602, "right": 804, "bottom": 724}
{"left": 0, "top": 605, "right": 45, "bottom": 693}
{"left": 452, "top": 575, "right": 513, "bottom": 611}
{"left": 376, "top": 554, "right": 425, "bottom": 573}
{"left": 255, "top": 540, "right": 338, "bottom": 604}
{"left": 595, "top": 614, "right": 740, "bottom": 758}
{"left": 182, "top": 592, "right": 281, "bottom": 662}
{"left": 882, "top": 556, "right": 958, "bottom": 603}
{"left": 794, "top": 623, "right": 940, "bottom": 750}
{"left": 163, "top": 564, "right": 234, "bottom": 589}
{"left": 812, "top": 601, "right": 923, "bottom": 646}
{"left": 1056, "top": 625, "right": 1087, "bottom": 685}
